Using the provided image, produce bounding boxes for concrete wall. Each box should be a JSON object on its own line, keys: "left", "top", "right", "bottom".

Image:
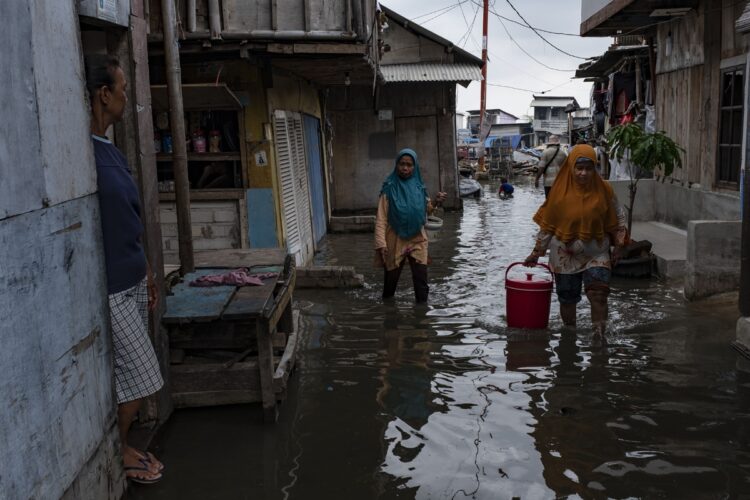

{"left": 609, "top": 179, "right": 740, "bottom": 227}
{"left": 1, "top": 1, "right": 122, "bottom": 498}
{"left": 685, "top": 220, "right": 742, "bottom": 300}
{"left": 328, "top": 83, "right": 459, "bottom": 212}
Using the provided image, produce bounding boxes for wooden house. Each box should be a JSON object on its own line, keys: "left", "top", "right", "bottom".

{"left": 326, "top": 5, "right": 483, "bottom": 214}
{"left": 147, "top": 0, "right": 378, "bottom": 267}
{"left": 580, "top": 0, "right": 749, "bottom": 191}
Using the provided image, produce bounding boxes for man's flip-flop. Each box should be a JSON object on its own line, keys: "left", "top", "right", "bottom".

{"left": 125, "top": 464, "right": 162, "bottom": 485}
{"left": 136, "top": 449, "right": 165, "bottom": 472}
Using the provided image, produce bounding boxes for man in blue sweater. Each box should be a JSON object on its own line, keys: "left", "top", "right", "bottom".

{"left": 85, "top": 55, "right": 164, "bottom": 484}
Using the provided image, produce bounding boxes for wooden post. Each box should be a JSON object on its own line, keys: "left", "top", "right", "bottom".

{"left": 635, "top": 57, "right": 643, "bottom": 105}
{"left": 304, "top": 0, "right": 311, "bottom": 32}
{"left": 647, "top": 37, "right": 656, "bottom": 105}
{"left": 186, "top": 0, "right": 196, "bottom": 32}
{"left": 256, "top": 319, "right": 279, "bottom": 422}
{"left": 208, "top": 0, "right": 221, "bottom": 39}
{"left": 161, "top": 0, "right": 195, "bottom": 274}
{"left": 346, "top": 0, "right": 356, "bottom": 33}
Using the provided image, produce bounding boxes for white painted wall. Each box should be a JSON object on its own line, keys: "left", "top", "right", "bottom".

{"left": 1, "top": 1, "right": 122, "bottom": 498}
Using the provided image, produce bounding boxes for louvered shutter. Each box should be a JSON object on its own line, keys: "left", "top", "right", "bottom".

{"left": 273, "top": 111, "right": 302, "bottom": 257}
{"left": 290, "top": 113, "right": 314, "bottom": 264}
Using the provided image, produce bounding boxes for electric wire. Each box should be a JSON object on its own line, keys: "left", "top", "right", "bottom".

{"left": 494, "top": 13, "right": 579, "bottom": 72}
{"left": 421, "top": 1, "right": 471, "bottom": 24}
{"left": 411, "top": 0, "right": 470, "bottom": 20}
{"left": 469, "top": 0, "right": 579, "bottom": 36}
{"left": 503, "top": 0, "right": 589, "bottom": 59}
{"left": 487, "top": 78, "right": 573, "bottom": 94}
{"left": 457, "top": 1, "right": 482, "bottom": 48}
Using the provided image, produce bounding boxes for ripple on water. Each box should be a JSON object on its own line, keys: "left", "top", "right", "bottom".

{"left": 299, "top": 180, "right": 746, "bottom": 499}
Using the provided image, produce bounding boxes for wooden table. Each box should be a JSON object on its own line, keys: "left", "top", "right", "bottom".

{"left": 163, "top": 249, "right": 296, "bottom": 422}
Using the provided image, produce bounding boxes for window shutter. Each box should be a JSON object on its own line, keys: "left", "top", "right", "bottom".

{"left": 273, "top": 110, "right": 302, "bottom": 255}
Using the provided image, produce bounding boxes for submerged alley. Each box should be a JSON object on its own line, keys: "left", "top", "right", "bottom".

{"left": 5, "top": 0, "right": 750, "bottom": 499}
{"left": 129, "top": 182, "right": 750, "bottom": 499}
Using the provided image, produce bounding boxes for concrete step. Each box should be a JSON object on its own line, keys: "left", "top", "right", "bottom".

{"left": 631, "top": 221, "right": 686, "bottom": 279}
{"left": 296, "top": 266, "right": 364, "bottom": 289}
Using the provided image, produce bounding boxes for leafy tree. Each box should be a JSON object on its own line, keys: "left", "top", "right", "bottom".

{"left": 606, "top": 123, "right": 684, "bottom": 235}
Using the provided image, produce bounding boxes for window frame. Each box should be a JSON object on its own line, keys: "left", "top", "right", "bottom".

{"left": 716, "top": 64, "right": 745, "bottom": 188}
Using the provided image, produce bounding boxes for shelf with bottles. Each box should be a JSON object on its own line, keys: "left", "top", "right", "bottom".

{"left": 156, "top": 152, "right": 242, "bottom": 162}
{"left": 155, "top": 108, "right": 245, "bottom": 192}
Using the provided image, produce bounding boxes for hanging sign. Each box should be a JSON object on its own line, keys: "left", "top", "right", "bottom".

{"left": 97, "top": 0, "right": 118, "bottom": 23}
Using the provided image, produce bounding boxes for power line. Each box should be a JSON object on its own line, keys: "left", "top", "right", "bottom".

{"left": 411, "top": 0, "right": 468, "bottom": 21}
{"left": 457, "top": 1, "right": 481, "bottom": 48}
{"left": 469, "top": 0, "right": 579, "bottom": 36}
{"left": 493, "top": 13, "right": 579, "bottom": 72}
{"left": 503, "top": 0, "right": 588, "bottom": 59}
{"left": 487, "top": 79, "right": 574, "bottom": 94}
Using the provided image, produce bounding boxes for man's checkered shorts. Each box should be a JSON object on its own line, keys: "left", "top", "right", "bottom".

{"left": 108, "top": 277, "right": 164, "bottom": 404}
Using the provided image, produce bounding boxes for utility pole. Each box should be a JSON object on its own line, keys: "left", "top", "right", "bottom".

{"left": 478, "top": 0, "right": 489, "bottom": 173}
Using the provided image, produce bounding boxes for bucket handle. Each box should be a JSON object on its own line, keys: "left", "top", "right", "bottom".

{"left": 505, "top": 261, "right": 554, "bottom": 283}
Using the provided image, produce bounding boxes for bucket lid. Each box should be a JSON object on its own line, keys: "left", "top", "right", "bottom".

{"left": 506, "top": 273, "right": 552, "bottom": 290}
{"left": 505, "top": 262, "right": 553, "bottom": 290}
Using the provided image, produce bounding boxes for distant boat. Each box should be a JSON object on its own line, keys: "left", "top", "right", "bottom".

{"left": 459, "top": 177, "right": 482, "bottom": 198}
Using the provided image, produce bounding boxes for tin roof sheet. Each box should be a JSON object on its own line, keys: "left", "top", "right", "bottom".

{"left": 380, "top": 63, "right": 483, "bottom": 83}
{"left": 530, "top": 96, "right": 577, "bottom": 108}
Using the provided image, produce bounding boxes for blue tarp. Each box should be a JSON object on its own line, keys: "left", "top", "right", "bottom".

{"left": 497, "top": 134, "right": 523, "bottom": 149}
{"left": 484, "top": 136, "right": 499, "bottom": 148}
{"left": 519, "top": 147, "right": 542, "bottom": 158}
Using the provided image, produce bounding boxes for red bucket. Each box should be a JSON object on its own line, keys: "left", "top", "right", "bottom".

{"left": 505, "top": 262, "right": 554, "bottom": 329}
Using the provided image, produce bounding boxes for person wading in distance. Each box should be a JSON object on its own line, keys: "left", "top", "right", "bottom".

{"left": 375, "top": 149, "right": 447, "bottom": 303}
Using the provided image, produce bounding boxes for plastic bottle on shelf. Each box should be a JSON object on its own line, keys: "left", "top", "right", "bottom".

{"left": 209, "top": 129, "right": 222, "bottom": 153}
{"left": 192, "top": 129, "right": 206, "bottom": 153}
{"left": 162, "top": 132, "right": 173, "bottom": 154}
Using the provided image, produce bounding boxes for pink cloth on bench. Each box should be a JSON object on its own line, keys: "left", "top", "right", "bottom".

{"left": 190, "top": 269, "right": 278, "bottom": 287}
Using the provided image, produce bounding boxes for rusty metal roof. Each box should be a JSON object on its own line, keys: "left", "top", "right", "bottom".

{"left": 380, "top": 63, "right": 482, "bottom": 84}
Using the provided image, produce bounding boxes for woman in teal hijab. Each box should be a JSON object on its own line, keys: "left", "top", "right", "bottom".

{"left": 374, "top": 149, "right": 446, "bottom": 303}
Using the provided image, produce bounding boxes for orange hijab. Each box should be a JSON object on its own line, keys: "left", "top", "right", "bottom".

{"left": 533, "top": 144, "right": 619, "bottom": 243}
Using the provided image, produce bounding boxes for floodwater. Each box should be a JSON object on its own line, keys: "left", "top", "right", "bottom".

{"left": 131, "top": 181, "right": 750, "bottom": 500}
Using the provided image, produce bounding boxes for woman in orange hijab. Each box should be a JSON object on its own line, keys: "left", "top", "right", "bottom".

{"left": 525, "top": 144, "right": 627, "bottom": 338}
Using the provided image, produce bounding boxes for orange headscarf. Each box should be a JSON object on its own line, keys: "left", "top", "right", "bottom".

{"left": 533, "top": 144, "right": 619, "bottom": 243}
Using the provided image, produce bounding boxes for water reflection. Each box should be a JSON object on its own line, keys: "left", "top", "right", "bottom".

{"left": 132, "top": 181, "right": 749, "bottom": 500}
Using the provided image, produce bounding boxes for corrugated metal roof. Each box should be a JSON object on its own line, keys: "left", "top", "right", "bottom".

{"left": 380, "top": 63, "right": 483, "bottom": 83}
{"left": 530, "top": 97, "right": 576, "bottom": 107}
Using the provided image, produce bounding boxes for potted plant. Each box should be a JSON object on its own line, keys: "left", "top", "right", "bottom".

{"left": 606, "top": 123, "right": 684, "bottom": 235}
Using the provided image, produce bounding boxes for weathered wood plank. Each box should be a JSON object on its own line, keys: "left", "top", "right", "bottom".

{"left": 168, "top": 322, "right": 287, "bottom": 350}
{"left": 273, "top": 311, "right": 299, "bottom": 393}
{"left": 221, "top": 279, "right": 278, "bottom": 319}
{"left": 163, "top": 269, "right": 236, "bottom": 323}
{"left": 173, "top": 390, "right": 262, "bottom": 407}
{"left": 193, "top": 248, "right": 287, "bottom": 267}
{"left": 256, "top": 319, "right": 279, "bottom": 422}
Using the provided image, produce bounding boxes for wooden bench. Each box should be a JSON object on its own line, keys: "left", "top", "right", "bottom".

{"left": 163, "top": 249, "right": 297, "bottom": 422}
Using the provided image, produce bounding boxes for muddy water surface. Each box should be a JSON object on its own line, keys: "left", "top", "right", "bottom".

{"left": 131, "top": 181, "right": 750, "bottom": 499}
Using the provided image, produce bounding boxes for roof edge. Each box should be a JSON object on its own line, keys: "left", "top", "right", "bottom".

{"left": 379, "top": 4, "right": 484, "bottom": 66}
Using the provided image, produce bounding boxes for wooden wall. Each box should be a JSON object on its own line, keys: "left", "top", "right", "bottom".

{"left": 655, "top": 0, "right": 750, "bottom": 188}
{"left": 150, "top": 0, "right": 375, "bottom": 39}
{"left": 2, "top": 1, "right": 123, "bottom": 498}
{"left": 327, "top": 83, "right": 459, "bottom": 211}
{"left": 381, "top": 22, "right": 452, "bottom": 65}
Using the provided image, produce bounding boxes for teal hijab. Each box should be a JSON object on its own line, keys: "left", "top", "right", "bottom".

{"left": 380, "top": 148, "right": 427, "bottom": 239}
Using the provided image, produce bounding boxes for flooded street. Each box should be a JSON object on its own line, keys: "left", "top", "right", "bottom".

{"left": 131, "top": 180, "right": 750, "bottom": 499}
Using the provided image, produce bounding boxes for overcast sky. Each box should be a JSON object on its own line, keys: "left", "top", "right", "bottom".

{"left": 380, "top": 0, "right": 612, "bottom": 119}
